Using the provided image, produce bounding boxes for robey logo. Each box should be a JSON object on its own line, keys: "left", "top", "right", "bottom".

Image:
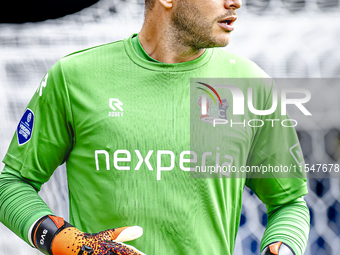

{"left": 109, "top": 98, "right": 124, "bottom": 117}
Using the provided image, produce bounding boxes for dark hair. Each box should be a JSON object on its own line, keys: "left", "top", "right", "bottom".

{"left": 145, "top": 0, "right": 156, "bottom": 11}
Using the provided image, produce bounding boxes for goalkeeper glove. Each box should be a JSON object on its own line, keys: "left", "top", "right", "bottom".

{"left": 261, "top": 241, "right": 295, "bottom": 255}
{"left": 32, "top": 215, "right": 145, "bottom": 255}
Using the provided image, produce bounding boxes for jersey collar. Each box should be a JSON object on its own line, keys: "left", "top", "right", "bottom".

{"left": 124, "top": 33, "right": 213, "bottom": 72}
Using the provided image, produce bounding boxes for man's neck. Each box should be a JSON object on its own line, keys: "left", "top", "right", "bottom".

{"left": 138, "top": 20, "right": 205, "bottom": 64}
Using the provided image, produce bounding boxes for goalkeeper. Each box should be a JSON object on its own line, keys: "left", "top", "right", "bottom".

{"left": 0, "top": 0, "right": 309, "bottom": 254}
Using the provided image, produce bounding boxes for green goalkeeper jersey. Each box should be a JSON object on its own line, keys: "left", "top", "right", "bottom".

{"left": 3, "top": 34, "right": 308, "bottom": 255}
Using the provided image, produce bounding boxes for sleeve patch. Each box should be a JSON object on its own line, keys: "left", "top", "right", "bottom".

{"left": 17, "top": 108, "right": 35, "bottom": 146}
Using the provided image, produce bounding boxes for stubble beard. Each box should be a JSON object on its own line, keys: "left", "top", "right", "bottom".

{"left": 170, "top": 0, "right": 230, "bottom": 52}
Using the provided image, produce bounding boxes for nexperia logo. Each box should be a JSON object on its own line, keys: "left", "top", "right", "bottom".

{"left": 94, "top": 149, "right": 234, "bottom": 181}
{"left": 197, "top": 83, "right": 312, "bottom": 127}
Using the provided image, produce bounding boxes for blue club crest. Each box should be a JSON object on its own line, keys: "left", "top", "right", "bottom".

{"left": 17, "top": 108, "right": 34, "bottom": 146}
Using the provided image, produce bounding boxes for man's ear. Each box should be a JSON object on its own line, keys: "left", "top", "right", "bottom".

{"left": 158, "top": 0, "right": 173, "bottom": 9}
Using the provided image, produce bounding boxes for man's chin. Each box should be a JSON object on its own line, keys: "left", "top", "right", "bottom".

{"left": 218, "top": 40, "right": 230, "bottom": 48}
{"left": 208, "top": 34, "right": 231, "bottom": 48}
{"left": 208, "top": 38, "right": 230, "bottom": 48}
{"left": 219, "top": 35, "right": 231, "bottom": 46}
{"left": 190, "top": 35, "right": 230, "bottom": 50}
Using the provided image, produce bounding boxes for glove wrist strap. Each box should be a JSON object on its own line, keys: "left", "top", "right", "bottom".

{"left": 261, "top": 241, "right": 296, "bottom": 255}
{"left": 31, "top": 215, "right": 73, "bottom": 255}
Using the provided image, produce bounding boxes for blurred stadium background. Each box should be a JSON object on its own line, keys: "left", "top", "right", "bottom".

{"left": 0, "top": 0, "right": 340, "bottom": 254}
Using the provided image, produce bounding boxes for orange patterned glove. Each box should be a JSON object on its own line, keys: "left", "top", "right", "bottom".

{"left": 32, "top": 215, "right": 145, "bottom": 255}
